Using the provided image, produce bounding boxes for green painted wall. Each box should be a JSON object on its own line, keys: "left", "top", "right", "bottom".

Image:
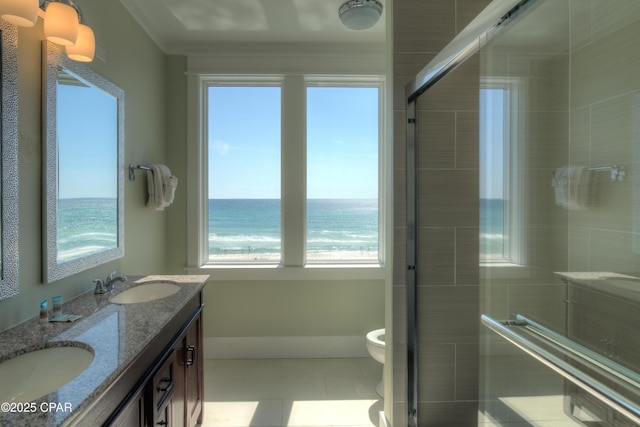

{"left": 0, "top": 4, "right": 386, "bottom": 340}
{"left": 203, "top": 280, "right": 385, "bottom": 337}
{"left": 0, "top": 0, "right": 168, "bottom": 331}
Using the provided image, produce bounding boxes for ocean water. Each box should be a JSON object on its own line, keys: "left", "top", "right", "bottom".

{"left": 208, "top": 199, "right": 378, "bottom": 261}
{"left": 57, "top": 198, "right": 118, "bottom": 262}
{"left": 480, "top": 198, "right": 505, "bottom": 259}
{"left": 56, "top": 198, "right": 499, "bottom": 263}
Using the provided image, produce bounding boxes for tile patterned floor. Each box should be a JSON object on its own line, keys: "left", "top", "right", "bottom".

{"left": 202, "top": 358, "right": 383, "bottom": 427}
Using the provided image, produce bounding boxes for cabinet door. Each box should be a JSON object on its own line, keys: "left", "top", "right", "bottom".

{"left": 111, "top": 390, "right": 144, "bottom": 427}
{"left": 171, "top": 341, "right": 185, "bottom": 427}
{"left": 185, "top": 313, "right": 203, "bottom": 427}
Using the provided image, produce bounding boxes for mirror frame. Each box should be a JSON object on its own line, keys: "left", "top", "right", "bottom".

{"left": 43, "top": 41, "right": 125, "bottom": 283}
{"left": 0, "top": 22, "right": 19, "bottom": 299}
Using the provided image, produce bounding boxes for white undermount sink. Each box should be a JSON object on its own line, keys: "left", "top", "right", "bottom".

{"left": 110, "top": 281, "right": 180, "bottom": 304}
{"left": 0, "top": 346, "right": 94, "bottom": 403}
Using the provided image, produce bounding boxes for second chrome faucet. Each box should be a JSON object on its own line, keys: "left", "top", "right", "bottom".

{"left": 94, "top": 271, "right": 128, "bottom": 294}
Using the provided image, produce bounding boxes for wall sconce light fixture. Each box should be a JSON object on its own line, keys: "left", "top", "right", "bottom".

{"left": 0, "top": 0, "right": 95, "bottom": 62}
{"left": 0, "top": 0, "right": 39, "bottom": 27}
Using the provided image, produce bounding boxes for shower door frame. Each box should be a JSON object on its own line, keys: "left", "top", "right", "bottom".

{"left": 403, "top": 1, "right": 537, "bottom": 425}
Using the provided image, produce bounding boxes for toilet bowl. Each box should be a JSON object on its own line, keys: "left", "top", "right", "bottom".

{"left": 366, "top": 328, "right": 385, "bottom": 397}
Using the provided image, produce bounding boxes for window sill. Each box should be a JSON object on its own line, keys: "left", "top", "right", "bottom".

{"left": 480, "top": 262, "right": 533, "bottom": 280}
{"left": 185, "top": 263, "right": 387, "bottom": 281}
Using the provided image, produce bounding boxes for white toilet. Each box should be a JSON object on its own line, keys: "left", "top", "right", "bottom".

{"left": 366, "top": 328, "right": 385, "bottom": 397}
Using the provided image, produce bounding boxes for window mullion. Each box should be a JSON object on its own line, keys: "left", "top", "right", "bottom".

{"left": 281, "top": 75, "right": 307, "bottom": 266}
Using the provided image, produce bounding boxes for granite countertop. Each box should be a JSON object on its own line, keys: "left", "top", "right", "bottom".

{"left": 0, "top": 274, "right": 209, "bottom": 427}
{"left": 555, "top": 271, "right": 640, "bottom": 301}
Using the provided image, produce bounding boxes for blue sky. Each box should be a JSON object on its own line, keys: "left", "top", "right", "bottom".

{"left": 479, "top": 88, "right": 505, "bottom": 200}
{"left": 57, "top": 80, "right": 118, "bottom": 199}
{"left": 207, "top": 85, "right": 379, "bottom": 199}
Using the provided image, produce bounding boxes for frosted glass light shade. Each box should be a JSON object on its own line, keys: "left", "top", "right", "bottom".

{"left": 65, "top": 23, "right": 94, "bottom": 62}
{"left": 44, "top": 2, "right": 79, "bottom": 46}
{"left": 339, "top": 0, "right": 383, "bottom": 30}
{"left": 0, "top": 0, "right": 39, "bottom": 27}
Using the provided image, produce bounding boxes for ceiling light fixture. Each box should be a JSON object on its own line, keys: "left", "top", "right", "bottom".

{"left": 0, "top": 0, "right": 95, "bottom": 62}
{"left": 338, "top": 0, "right": 383, "bottom": 31}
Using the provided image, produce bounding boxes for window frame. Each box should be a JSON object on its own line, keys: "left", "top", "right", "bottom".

{"left": 187, "top": 74, "right": 387, "bottom": 280}
{"left": 480, "top": 77, "right": 528, "bottom": 267}
{"left": 304, "top": 77, "right": 384, "bottom": 265}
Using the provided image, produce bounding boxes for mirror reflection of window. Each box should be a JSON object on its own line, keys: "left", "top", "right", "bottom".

{"left": 480, "top": 80, "right": 527, "bottom": 266}
{"left": 56, "top": 69, "right": 118, "bottom": 263}
{"left": 480, "top": 87, "right": 507, "bottom": 262}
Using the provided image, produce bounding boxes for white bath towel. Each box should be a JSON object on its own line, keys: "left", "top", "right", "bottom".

{"left": 146, "top": 164, "right": 178, "bottom": 210}
{"left": 551, "top": 165, "right": 592, "bottom": 209}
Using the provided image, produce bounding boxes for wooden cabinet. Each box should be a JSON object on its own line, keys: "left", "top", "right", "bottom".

{"left": 184, "top": 315, "right": 203, "bottom": 427}
{"left": 106, "top": 308, "right": 203, "bottom": 427}
{"left": 171, "top": 312, "right": 203, "bottom": 427}
{"left": 111, "top": 390, "right": 144, "bottom": 427}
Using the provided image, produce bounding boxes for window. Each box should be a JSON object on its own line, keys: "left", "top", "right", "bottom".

{"left": 197, "top": 76, "right": 384, "bottom": 267}
{"left": 306, "top": 86, "right": 379, "bottom": 262}
{"left": 480, "top": 80, "right": 526, "bottom": 265}
{"left": 207, "top": 85, "right": 282, "bottom": 262}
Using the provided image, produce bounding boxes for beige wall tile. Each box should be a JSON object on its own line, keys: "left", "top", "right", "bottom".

{"left": 456, "top": 343, "right": 480, "bottom": 401}
{"left": 589, "top": 228, "right": 640, "bottom": 274}
{"left": 590, "top": 92, "right": 640, "bottom": 167}
{"left": 571, "top": 19, "right": 640, "bottom": 108}
{"left": 416, "top": 285, "right": 480, "bottom": 345}
{"left": 416, "top": 111, "right": 456, "bottom": 169}
{"left": 417, "top": 401, "right": 478, "bottom": 426}
{"left": 417, "top": 344, "right": 456, "bottom": 401}
{"left": 456, "top": 227, "right": 480, "bottom": 285}
{"left": 567, "top": 226, "right": 590, "bottom": 272}
{"left": 456, "top": 112, "right": 479, "bottom": 169}
{"left": 417, "top": 170, "right": 478, "bottom": 228}
{"left": 416, "top": 227, "right": 455, "bottom": 286}
{"left": 524, "top": 111, "right": 569, "bottom": 170}
{"left": 393, "top": 0, "right": 456, "bottom": 54}
{"left": 569, "top": 105, "right": 590, "bottom": 164}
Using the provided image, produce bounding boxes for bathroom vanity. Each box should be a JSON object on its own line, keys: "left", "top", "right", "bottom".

{"left": 0, "top": 275, "right": 208, "bottom": 427}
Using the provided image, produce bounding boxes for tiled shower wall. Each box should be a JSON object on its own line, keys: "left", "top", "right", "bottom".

{"left": 567, "top": 2, "right": 640, "bottom": 274}
{"left": 392, "top": 1, "right": 490, "bottom": 425}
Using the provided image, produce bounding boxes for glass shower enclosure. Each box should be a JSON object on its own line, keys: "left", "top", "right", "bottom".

{"left": 404, "top": 0, "right": 640, "bottom": 425}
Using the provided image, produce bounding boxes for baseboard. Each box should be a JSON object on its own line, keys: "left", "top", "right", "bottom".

{"left": 204, "top": 335, "right": 369, "bottom": 359}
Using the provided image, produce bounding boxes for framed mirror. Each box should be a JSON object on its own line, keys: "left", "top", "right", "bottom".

{"left": 0, "top": 22, "right": 19, "bottom": 299}
{"left": 43, "top": 42, "right": 124, "bottom": 283}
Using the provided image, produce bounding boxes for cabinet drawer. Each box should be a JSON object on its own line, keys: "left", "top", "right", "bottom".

{"left": 154, "top": 399, "right": 171, "bottom": 427}
{"left": 152, "top": 349, "right": 175, "bottom": 416}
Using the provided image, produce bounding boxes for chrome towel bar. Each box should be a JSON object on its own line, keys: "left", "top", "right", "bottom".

{"left": 481, "top": 314, "right": 640, "bottom": 425}
{"left": 128, "top": 164, "right": 152, "bottom": 181}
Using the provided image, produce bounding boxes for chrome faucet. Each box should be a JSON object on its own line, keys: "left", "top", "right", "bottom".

{"left": 94, "top": 271, "right": 128, "bottom": 294}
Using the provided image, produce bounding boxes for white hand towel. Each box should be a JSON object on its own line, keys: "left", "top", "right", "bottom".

{"left": 146, "top": 164, "right": 178, "bottom": 210}
{"left": 551, "top": 165, "right": 592, "bottom": 210}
